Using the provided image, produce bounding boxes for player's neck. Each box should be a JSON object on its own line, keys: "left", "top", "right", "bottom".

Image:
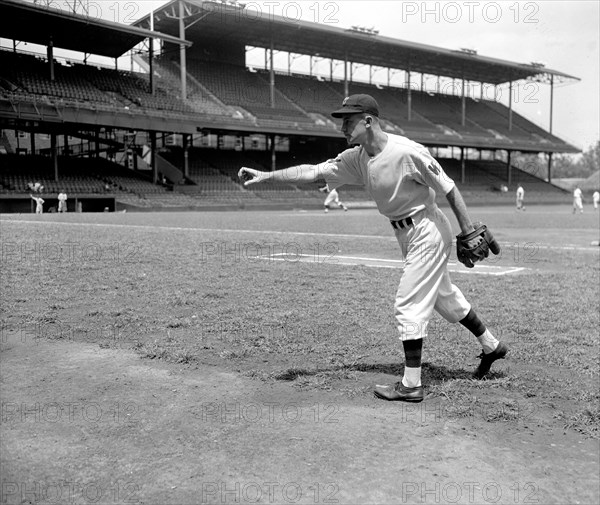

{"left": 362, "top": 131, "right": 388, "bottom": 158}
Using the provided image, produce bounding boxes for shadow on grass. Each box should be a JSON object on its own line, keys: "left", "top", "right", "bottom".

{"left": 273, "top": 362, "right": 508, "bottom": 384}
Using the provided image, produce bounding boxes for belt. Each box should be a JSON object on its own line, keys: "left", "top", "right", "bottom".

{"left": 390, "top": 216, "right": 414, "bottom": 230}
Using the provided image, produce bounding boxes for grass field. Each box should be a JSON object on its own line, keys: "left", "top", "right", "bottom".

{"left": 1, "top": 204, "right": 599, "bottom": 504}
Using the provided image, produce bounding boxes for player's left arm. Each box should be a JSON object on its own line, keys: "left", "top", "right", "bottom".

{"left": 445, "top": 186, "right": 475, "bottom": 235}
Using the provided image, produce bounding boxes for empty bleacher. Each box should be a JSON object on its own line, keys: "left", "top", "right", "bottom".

{"left": 184, "top": 61, "right": 326, "bottom": 129}
{"left": 150, "top": 57, "right": 237, "bottom": 118}
{"left": 0, "top": 154, "right": 110, "bottom": 194}
{"left": 0, "top": 47, "right": 571, "bottom": 152}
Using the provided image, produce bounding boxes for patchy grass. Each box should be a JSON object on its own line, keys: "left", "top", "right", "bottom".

{"left": 2, "top": 207, "right": 599, "bottom": 437}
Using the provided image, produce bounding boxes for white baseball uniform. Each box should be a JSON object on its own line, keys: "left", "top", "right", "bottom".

{"left": 324, "top": 188, "right": 340, "bottom": 206}
{"left": 31, "top": 196, "right": 44, "bottom": 214}
{"left": 58, "top": 192, "right": 68, "bottom": 213}
{"left": 516, "top": 186, "right": 525, "bottom": 209}
{"left": 573, "top": 188, "right": 583, "bottom": 213}
{"left": 324, "top": 133, "right": 471, "bottom": 340}
{"left": 593, "top": 191, "right": 599, "bottom": 210}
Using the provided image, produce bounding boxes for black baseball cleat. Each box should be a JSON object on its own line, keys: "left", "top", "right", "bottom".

{"left": 473, "top": 342, "right": 509, "bottom": 379}
{"left": 374, "top": 382, "right": 424, "bottom": 402}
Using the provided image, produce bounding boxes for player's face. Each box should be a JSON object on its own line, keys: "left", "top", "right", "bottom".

{"left": 340, "top": 114, "right": 367, "bottom": 144}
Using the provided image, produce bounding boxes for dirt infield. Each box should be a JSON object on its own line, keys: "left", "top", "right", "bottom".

{"left": 1, "top": 206, "right": 599, "bottom": 505}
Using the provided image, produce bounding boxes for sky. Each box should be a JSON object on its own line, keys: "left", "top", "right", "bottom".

{"left": 7, "top": 1, "right": 599, "bottom": 151}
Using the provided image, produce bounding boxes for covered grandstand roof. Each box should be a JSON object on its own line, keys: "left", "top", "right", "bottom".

{"left": 0, "top": 0, "right": 192, "bottom": 59}
{"left": 134, "top": 0, "right": 578, "bottom": 85}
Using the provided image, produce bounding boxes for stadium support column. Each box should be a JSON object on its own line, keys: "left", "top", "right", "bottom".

{"left": 547, "top": 152, "right": 553, "bottom": 183}
{"left": 270, "top": 134, "right": 276, "bottom": 171}
{"left": 549, "top": 74, "right": 554, "bottom": 134}
{"left": 269, "top": 40, "right": 275, "bottom": 108}
{"left": 406, "top": 70, "right": 412, "bottom": 121}
{"left": 30, "top": 131, "right": 36, "bottom": 156}
{"left": 179, "top": 0, "right": 187, "bottom": 100}
{"left": 47, "top": 37, "right": 55, "bottom": 81}
{"left": 183, "top": 134, "right": 189, "bottom": 178}
{"left": 343, "top": 53, "right": 349, "bottom": 97}
{"left": 460, "top": 148, "right": 465, "bottom": 184}
{"left": 149, "top": 39, "right": 154, "bottom": 95}
{"left": 51, "top": 133, "right": 58, "bottom": 182}
{"left": 508, "top": 81, "right": 513, "bottom": 131}
{"left": 150, "top": 132, "right": 157, "bottom": 184}
{"left": 461, "top": 77, "right": 466, "bottom": 127}
{"left": 507, "top": 150, "right": 512, "bottom": 186}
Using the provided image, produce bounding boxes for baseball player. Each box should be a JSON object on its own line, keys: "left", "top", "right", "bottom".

{"left": 239, "top": 94, "right": 507, "bottom": 403}
{"left": 58, "top": 190, "right": 68, "bottom": 213}
{"left": 30, "top": 194, "right": 44, "bottom": 214}
{"left": 319, "top": 185, "right": 348, "bottom": 212}
{"left": 573, "top": 186, "right": 584, "bottom": 214}
{"left": 516, "top": 185, "right": 525, "bottom": 211}
{"left": 593, "top": 190, "right": 599, "bottom": 210}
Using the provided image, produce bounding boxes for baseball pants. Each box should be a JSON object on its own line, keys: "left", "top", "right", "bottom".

{"left": 324, "top": 192, "right": 340, "bottom": 206}
{"left": 393, "top": 205, "right": 471, "bottom": 341}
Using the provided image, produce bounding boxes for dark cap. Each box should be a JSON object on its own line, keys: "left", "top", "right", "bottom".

{"left": 331, "top": 94, "right": 379, "bottom": 118}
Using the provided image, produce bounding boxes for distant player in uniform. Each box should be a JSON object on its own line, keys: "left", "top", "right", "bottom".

{"left": 30, "top": 194, "right": 44, "bottom": 214}
{"left": 573, "top": 186, "right": 584, "bottom": 213}
{"left": 57, "top": 190, "right": 68, "bottom": 213}
{"left": 239, "top": 94, "right": 507, "bottom": 403}
{"left": 516, "top": 185, "right": 525, "bottom": 211}
{"left": 592, "top": 190, "right": 599, "bottom": 210}
{"left": 319, "top": 185, "right": 348, "bottom": 212}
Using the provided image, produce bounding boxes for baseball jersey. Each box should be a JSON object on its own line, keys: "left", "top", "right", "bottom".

{"left": 573, "top": 188, "right": 582, "bottom": 199}
{"left": 516, "top": 187, "right": 524, "bottom": 198}
{"left": 324, "top": 133, "right": 455, "bottom": 220}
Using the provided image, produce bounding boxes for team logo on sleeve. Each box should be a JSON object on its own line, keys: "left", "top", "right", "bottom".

{"left": 428, "top": 162, "right": 440, "bottom": 175}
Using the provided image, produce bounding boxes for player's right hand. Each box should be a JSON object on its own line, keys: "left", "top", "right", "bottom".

{"left": 238, "top": 167, "right": 261, "bottom": 186}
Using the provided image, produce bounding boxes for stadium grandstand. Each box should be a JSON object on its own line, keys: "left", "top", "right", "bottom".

{"left": 0, "top": 0, "right": 581, "bottom": 212}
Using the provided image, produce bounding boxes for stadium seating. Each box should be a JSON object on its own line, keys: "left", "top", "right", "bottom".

{"left": 0, "top": 48, "right": 570, "bottom": 151}
{"left": 0, "top": 47, "right": 574, "bottom": 209}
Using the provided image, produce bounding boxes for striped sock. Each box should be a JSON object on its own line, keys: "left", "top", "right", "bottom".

{"left": 477, "top": 330, "right": 499, "bottom": 354}
{"left": 402, "top": 366, "right": 422, "bottom": 388}
{"left": 459, "top": 309, "right": 499, "bottom": 353}
{"left": 402, "top": 338, "right": 423, "bottom": 387}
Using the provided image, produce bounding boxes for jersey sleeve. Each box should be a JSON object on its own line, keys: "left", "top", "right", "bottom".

{"left": 322, "top": 147, "right": 364, "bottom": 189}
{"left": 409, "top": 151, "right": 455, "bottom": 195}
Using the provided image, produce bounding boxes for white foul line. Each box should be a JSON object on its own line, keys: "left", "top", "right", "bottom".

{"left": 2, "top": 219, "right": 598, "bottom": 251}
{"left": 253, "top": 253, "right": 527, "bottom": 276}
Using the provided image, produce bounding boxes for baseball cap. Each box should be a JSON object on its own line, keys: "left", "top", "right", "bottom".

{"left": 331, "top": 94, "right": 379, "bottom": 118}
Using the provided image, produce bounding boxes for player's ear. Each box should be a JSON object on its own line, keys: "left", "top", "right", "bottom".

{"left": 365, "top": 116, "right": 373, "bottom": 126}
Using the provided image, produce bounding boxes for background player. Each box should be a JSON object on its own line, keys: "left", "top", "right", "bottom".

{"left": 30, "top": 194, "right": 44, "bottom": 214}
{"left": 516, "top": 185, "right": 525, "bottom": 211}
{"left": 319, "top": 185, "right": 348, "bottom": 212}
{"left": 58, "top": 190, "right": 68, "bottom": 213}
{"left": 573, "top": 186, "right": 584, "bottom": 213}
{"left": 239, "top": 94, "right": 507, "bottom": 403}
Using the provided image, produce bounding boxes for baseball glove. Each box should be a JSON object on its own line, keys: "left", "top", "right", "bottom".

{"left": 456, "top": 222, "right": 501, "bottom": 268}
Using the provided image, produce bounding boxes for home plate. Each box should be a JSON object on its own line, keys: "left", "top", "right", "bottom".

{"left": 254, "top": 253, "right": 525, "bottom": 276}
